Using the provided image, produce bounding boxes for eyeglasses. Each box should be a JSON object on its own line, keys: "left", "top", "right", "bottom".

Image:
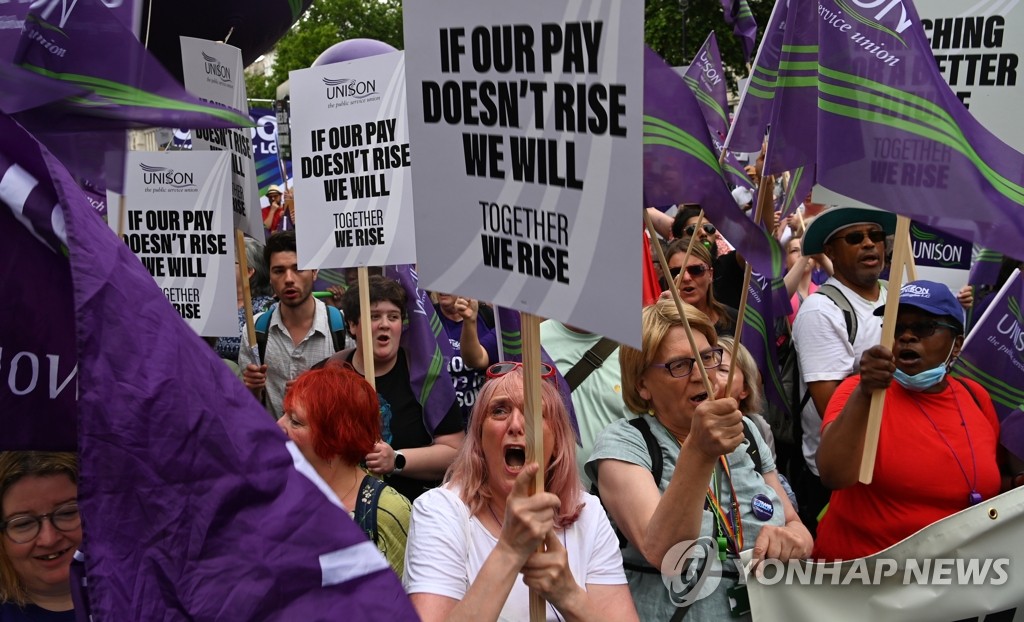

{"left": 650, "top": 348, "right": 724, "bottom": 378}
{"left": 486, "top": 361, "right": 556, "bottom": 381}
{"left": 837, "top": 229, "right": 887, "bottom": 245}
{"left": 893, "top": 320, "right": 960, "bottom": 338}
{"left": 1, "top": 502, "right": 80, "bottom": 544}
{"left": 669, "top": 264, "right": 710, "bottom": 280}
{"left": 684, "top": 223, "right": 717, "bottom": 237}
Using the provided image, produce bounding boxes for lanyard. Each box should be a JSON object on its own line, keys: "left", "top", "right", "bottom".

{"left": 705, "top": 455, "right": 743, "bottom": 558}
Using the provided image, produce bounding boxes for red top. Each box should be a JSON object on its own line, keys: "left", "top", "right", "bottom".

{"left": 812, "top": 375, "right": 1001, "bottom": 560}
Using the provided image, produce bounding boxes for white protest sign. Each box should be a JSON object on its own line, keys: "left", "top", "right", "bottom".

{"left": 403, "top": 1, "right": 644, "bottom": 348}
{"left": 116, "top": 151, "right": 236, "bottom": 337}
{"left": 289, "top": 51, "right": 416, "bottom": 269}
{"left": 179, "top": 36, "right": 262, "bottom": 237}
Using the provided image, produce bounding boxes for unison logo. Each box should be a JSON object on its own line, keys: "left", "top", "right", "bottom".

{"left": 202, "top": 51, "right": 232, "bottom": 85}
{"left": 139, "top": 163, "right": 196, "bottom": 189}
{"left": 322, "top": 77, "right": 378, "bottom": 101}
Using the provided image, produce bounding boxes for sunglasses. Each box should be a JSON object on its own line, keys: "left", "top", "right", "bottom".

{"left": 670, "top": 264, "right": 710, "bottom": 279}
{"left": 837, "top": 229, "right": 887, "bottom": 245}
{"left": 486, "top": 361, "right": 557, "bottom": 381}
{"left": 684, "top": 223, "right": 717, "bottom": 237}
{"left": 893, "top": 320, "right": 960, "bottom": 338}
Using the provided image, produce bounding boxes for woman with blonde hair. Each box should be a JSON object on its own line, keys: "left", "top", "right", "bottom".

{"left": 405, "top": 364, "right": 638, "bottom": 621}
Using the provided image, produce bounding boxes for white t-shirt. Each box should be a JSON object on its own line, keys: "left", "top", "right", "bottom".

{"left": 404, "top": 486, "right": 626, "bottom": 621}
{"left": 792, "top": 277, "right": 885, "bottom": 475}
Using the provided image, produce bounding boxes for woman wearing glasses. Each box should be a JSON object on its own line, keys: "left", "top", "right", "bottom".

{"left": 814, "top": 280, "right": 1005, "bottom": 560}
{"left": 0, "top": 452, "right": 79, "bottom": 621}
{"left": 586, "top": 300, "right": 811, "bottom": 621}
{"left": 404, "top": 363, "right": 639, "bottom": 622}
{"left": 664, "top": 239, "right": 738, "bottom": 336}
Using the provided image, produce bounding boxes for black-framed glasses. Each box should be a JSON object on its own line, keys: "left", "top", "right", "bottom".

{"left": 486, "top": 361, "right": 556, "bottom": 381}
{"left": 684, "top": 223, "right": 717, "bottom": 237}
{"left": 1, "top": 502, "right": 80, "bottom": 544}
{"left": 893, "top": 320, "right": 960, "bottom": 338}
{"left": 837, "top": 229, "right": 887, "bottom": 245}
{"left": 650, "top": 348, "right": 724, "bottom": 378}
{"left": 669, "top": 264, "right": 710, "bottom": 279}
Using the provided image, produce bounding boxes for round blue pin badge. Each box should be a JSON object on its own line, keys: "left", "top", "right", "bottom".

{"left": 751, "top": 493, "right": 774, "bottom": 521}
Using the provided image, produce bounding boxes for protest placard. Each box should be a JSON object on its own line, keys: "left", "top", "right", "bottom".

{"left": 289, "top": 51, "right": 416, "bottom": 269}
{"left": 115, "top": 151, "right": 236, "bottom": 336}
{"left": 403, "top": 1, "right": 643, "bottom": 348}
{"left": 180, "top": 36, "right": 263, "bottom": 237}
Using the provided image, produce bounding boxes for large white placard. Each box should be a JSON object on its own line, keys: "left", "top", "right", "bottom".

{"left": 180, "top": 36, "right": 263, "bottom": 237}
{"left": 116, "top": 151, "right": 236, "bottom": 337}
{"left": 404, "top": 1, "right": 644, "bottom": 348}
{"left": 289, "top": 51, "right": 417, "bottom": 269}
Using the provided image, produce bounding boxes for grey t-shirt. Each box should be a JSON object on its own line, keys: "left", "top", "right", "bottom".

{"left": 585, "top": 414, "right": 784, "bottom": 622}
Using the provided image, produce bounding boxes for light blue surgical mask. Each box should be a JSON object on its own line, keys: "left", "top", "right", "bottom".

{"left": 893, "top": 342, "right": 956, "bottom": 392}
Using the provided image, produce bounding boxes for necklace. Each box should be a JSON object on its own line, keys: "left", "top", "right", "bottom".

{"left": 908, "top": 384, "right": 981, "bottom": 506}
{"left": 487, "top": 502, "right": 504, "bottom": 529}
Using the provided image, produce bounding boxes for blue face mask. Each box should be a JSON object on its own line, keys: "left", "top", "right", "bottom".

{"left": 893, "top": 343, "right": 956, "bottom": 392}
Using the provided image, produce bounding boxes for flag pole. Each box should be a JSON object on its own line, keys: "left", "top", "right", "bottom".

{"left": 645, "top": 209, "right": 716, "bottom": 397}
{"left": 520, "top": 310, "right": 547, "bottom": 622}
{"left": 116, "top": 195, "right": 127, "bottom": 239}
{"left": 235, "top": 229, "right": 259, "bottom": 364}
{"left": 859, "top": 214, "right": 912, "bottom": 484}
{"left": 357, "top": 265, "right": 376, "bottom": 390}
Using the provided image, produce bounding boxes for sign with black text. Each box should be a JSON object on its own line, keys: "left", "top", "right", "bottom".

{"left": 289, "top": 51, "right": 416, "bottom": 268}
{"left": 115, "top": 151, "right": 236, "bottom": 336}
{"left": 403, "top": 0, "right": 643, "bottom": 347}
{"left": 180, "top": 36, "right": 263, "bottom": 237}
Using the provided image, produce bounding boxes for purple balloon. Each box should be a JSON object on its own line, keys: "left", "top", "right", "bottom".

{"left": 312, "top": 39, "right": 398, "bottom": 67}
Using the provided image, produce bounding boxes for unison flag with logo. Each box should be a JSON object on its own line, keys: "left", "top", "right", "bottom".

{"left": 0, "top": 113, "right": 416, "bottom": 619}
{"left": 644, "top": 47, "right": 783, "bottom": 279}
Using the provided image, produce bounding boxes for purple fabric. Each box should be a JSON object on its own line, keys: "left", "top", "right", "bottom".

{"left": 384, "top": 264, "right": 460, "bottom": 434}
{"left": 739, "top": 273, "right": 793, "bottom": 419}
{"left": 644, "top": 47, "right": 783, "bottom": 279}
{"left": 724, "top": 0, "right": 788, "bottom": 154}
{"left": 1, "top": 114, "right": 415, "bottom": 620}
{"left": 719, "top": 0, "right": 758, "bottom": 62}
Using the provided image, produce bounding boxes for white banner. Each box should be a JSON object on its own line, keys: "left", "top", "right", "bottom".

{"left": 289, "top": 51, "right": 417, "bottom": 269}
{"left": 403, "top": 0, "right": 644, "bottom": 348}
{"left": 116, "top": 151, "right": 236, "bottom": 337}
{"left": 744, "top": 487, "right": 1024, "bottom": 621}
{"left": 179, "top": 36, "right": 262, "bottom": 237}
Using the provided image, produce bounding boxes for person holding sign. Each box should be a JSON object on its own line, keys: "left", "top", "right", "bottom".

{"left": 404, "top": 365, "right": 638, "bottom": 622}
{"left": 328, "top": 276, "right": 464, "bottom": 502}
{"left": 814, "top": 281, "right": 1004, "bottom": 560}
{"left": 0, "top": 452, "right": 79, "bottom": 621}
{"left": 586, "top": 300, "right": 811, "bottom": 621}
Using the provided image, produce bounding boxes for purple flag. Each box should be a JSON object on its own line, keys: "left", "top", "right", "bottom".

{"left": 967, "top": 248, "right": 1005, "bottom": 327}
{"left": 384, "top": 264, "right": 460, "bottom": 434}
{"left": 719, "top": 0, "right": 758, "bottom": 62}
{"left": 494, "top": 306, "right": 581, "bottom": 444}
{"left": 808, "top": 0, "right": 1024, "bottom": 259}
{"left": 953, "top": 269, "right": 1024, "bottom": 459}
{"left": 644, "top": 47, "right": 783, "bottom": 279}
{"left": 778, "top": 164, "right": 814, "bottom": 221}
{"left": 724, "top": 0, "right": 788, "bottom": 154}
{"left": 0, "top": 114, "right": 415, "bottom": 619}
{"left": 685, "top": 32, "right": 754, "bottom": 191}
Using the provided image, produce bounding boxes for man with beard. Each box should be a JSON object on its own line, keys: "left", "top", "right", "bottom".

{"left": 791, "top": 206, "right": 896, "bottom": 535}
{"left": 240, "top": 231, "right": 337, "bottom": 419}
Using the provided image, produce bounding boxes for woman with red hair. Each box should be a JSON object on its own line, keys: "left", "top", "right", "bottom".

{"left": 279, "top": 365, "right": 410, "bottom": 578}
{"left": 404, "top": 365, "right": 638, "bottom": 622}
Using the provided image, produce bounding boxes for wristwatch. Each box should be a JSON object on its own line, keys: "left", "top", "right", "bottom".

{"left": 393, "top": 451, "right": 406, "bottom": 474}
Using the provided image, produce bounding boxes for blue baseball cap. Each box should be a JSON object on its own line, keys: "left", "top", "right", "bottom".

{"left": 873, "top": 280, "right": 965, "bottom": 330}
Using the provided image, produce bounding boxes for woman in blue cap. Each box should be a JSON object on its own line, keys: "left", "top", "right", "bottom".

{"left": 815, "top": 280, "right": 1006, "bottom": 560}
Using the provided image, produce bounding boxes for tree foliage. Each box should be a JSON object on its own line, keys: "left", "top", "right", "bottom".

{"left": 249, "top": 0, "right": 404, "bottom": 97}
{"left": 645, "top": 0, "right": 774, "bottom": 91}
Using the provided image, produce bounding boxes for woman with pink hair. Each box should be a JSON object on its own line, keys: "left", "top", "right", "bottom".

{"left": 404, "top": 365, "right": 638, "bottom": 622}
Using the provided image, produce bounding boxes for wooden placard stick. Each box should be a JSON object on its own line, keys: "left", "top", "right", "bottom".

{"left": 235, "top": 229, "right": 259, "bottom": 364}
{"left": 859, "top": 214, "right": 912, "bottom": 484}
{"left": 116, "top": 195, "right": 127, "bottom": 239}
{"left": 519, "top": 311, "right": 547, "bottom": 622}
{"left": 358, "top": 265, "right": 376, "bottom": 390}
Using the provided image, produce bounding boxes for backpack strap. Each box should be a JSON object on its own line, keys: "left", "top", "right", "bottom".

{"left": 630, "top": 417, "right": 663, "bottom": 483}
{"left": 815, "top": 284, "right": 857, "bottom": 345}
{"left": 741, "top": 417, "right": 763, "bottom": 474}
{"left": 254, "top": 303, "right": 278, "bottom": 364}
{"left": 564, "top": 337, "right": 618, "bottom": 392}
{"left": 326, "top": 305, "right": 347, "bottom": 352}
{"left": 353, "top": 475, "right": 387, "bottom": 545}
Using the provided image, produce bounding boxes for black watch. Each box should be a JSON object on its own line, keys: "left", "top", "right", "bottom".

{"left": 393, "top": 451, "right": 406, "bottom": 474}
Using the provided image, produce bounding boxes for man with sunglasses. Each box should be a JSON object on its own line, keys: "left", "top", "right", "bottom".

{"left": 790, "top": 206, "right": 897, "bottom": 535}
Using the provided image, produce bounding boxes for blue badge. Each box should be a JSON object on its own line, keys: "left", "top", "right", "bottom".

{"left": 751, "top": 494, "right": 774, "bottom": 521}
